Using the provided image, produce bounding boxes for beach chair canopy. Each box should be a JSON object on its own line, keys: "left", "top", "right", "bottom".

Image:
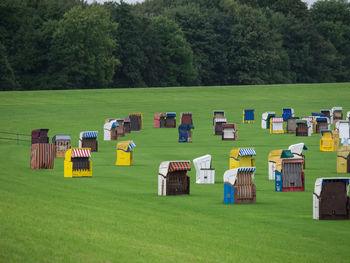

{"left": 83, "top": 131, "right": 98, "bottom": 138}
{"left": 214, "top": 118, "right": 227, "bottom": 123}
{"left": 166, "top": 112, "right": 176, "bottom": 117}
{"left": 316, "top": 117, "right": 328, "bottom": 123}
{"left": 239, "top": 148, "right": 256, "bottom": 156}
{"left": 213, "top": 111, "right": 225, "bottom": 116}
{"left": 288, "top": 143, "right": 307, "bottom": 157}
{"left": 117, "top": 141, "right": 136, "bottom": 152}
{"left": 222, "top": 123, "right": 235, "bottom": 129}
{"left": 168, "top": 161, "right": 191, "bottom": 172}
{"left": 321, "top": 130, "right": 333, "bottom": 136}
{"left": 332, "top": 106, "right": 343, "bottom": 112}
{"left": 223, "top": 167, "right": 256, "bottom": 185}
{"left": 52, "top": 135, "right": 70, "bottom": 142}
{"left": 104, "top": 120, "right": 119, "bottom": 130}
{"left": 71, "top": 148, "right": 91, "bottom": 158}
{"left": 271, "top": 117, "right": 283, "bottom": 123}
{"left": 296, "top": 120, "right": 308, "bottom": 124}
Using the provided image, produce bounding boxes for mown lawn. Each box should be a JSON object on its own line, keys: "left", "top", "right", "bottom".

{"left": 0, "top": 83, "right": 349, "bottom": 263}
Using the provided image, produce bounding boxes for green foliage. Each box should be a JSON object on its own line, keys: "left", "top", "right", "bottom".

{"left": 263, "top": 0, "right": 309, "bottom": 19}
{"left": 307, "top": 29, "right": 342, "bottom": 82}
{"left": 147, "top": 15, "right": 197, "bottom": 86}
{"left": 271, "top": 13, "right": 312, "bottom": 83}
{"left": 0, "top": 42, "right": 19, "bottom": 90}
{"left": 224, "top": 3, "right": 291, "bottom": 84}
{"left": 0, "top": 0, "right": 84, "bottom": 90}
{"left": 106, "top": 1, "right": 198, "bottom": 88}
{"left": 165, "top": 4, "right": 229, "bottom": 85}
{"left": 106, "top": 2, "right": 147, "bottom": 88}
{"left": 50, "top": 5, "right": 119, "bottom": 90}
{"left": 1, "top": 0, "right": 350, "bottom": 89}
{"left": 311, "top": 0, "right": 350, "bottom": 81}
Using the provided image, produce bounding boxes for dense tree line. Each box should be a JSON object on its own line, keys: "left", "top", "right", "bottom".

{"left": 0, "top": 0, "right": 350, "bottom": 90}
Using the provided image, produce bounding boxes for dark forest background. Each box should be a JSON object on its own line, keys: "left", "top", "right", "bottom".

{"left": 1, "top": 0, "right": 350, "bottom": 90}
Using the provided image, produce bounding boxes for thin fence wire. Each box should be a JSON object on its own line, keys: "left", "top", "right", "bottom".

{"left": 0, "top": 131, "right": 31, "bottom": 144}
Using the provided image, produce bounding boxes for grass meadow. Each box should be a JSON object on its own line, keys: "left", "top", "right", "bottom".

{"left": 0, "top": 83, "right": 350, "bottom": 262}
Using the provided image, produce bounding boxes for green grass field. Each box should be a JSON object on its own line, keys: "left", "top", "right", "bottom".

{"left": 0, "top": 83, "right": 350, "bottom": 263}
